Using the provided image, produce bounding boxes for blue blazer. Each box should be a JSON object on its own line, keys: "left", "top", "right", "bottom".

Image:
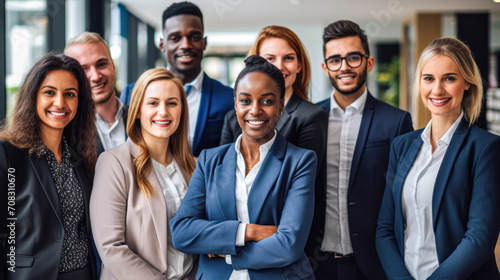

{"left": 307, "top": 92, "right": 413, "bottom": 279}
{"left": 120, "top": 72, "right": 233, "bottom": 156}
{"left": 376, "top": 119, "right": 500, "bottom": 280}
{"left": 170, "top": 133, "right": 317, "bottom": 280}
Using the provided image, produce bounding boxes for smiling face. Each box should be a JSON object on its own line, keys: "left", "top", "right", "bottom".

{"left": 36, "top": 70, "right": 79, "bottom": 136}
{"left": 235, "top": 72, "right": 284, "bottom": 145}
{"left": 138, "top": 79, "right": 183, "bottom": 144}
{"left": 420, "top": 55, "right": 470, "bottom": 122}
{"left": 322, "top": 36, "right": 374, "bottom": 99}
{"left": 160, "top": 14, "right": 205, "bottom": 83}
{"left": 65, "top": 42, "right": 116, "bottom": 105}
{"left": 259, "top": 38, "right": 302, "bottom": 97}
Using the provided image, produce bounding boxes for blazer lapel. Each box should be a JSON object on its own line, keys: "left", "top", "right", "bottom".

{"left": 348, "top": 92, "right": 375, "bottom": 192}
{"left": 128, "top": 139, "right": 168, "bottom": 265}
{"left": 29, "top": 153, "right": 63, "bottom": 226}
{"left": 247, "top": 134, "right": 285, "bottom": 223}
{"left": 432, "top": 119, "right": 469, "bottom": 224}
{"left": 193, "top": 73, "right": 211, "bottom": 154}
{"left": 276, "top": 94, "right": 300, "bottom": 131}
{"left": 213, "top": 145, "right": 238, "bottom": 221}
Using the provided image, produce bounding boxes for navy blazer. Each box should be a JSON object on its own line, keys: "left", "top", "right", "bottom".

{"left": 376, "top": 119, "right": 500, "bottom": 280}
{"left": 0, "top": 141, "right": 97, "bottom": 279}
{"left": 170, "top": 133, "right": 317, "bottom": 280}
{"left": 120, "top": 72, "right": 233, "bottom": 156}
{"left": 308, "top": 92, "right": 413, "bottom": 279}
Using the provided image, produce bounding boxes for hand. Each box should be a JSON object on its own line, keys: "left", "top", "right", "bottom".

{"left": 245, "top": 224, "right": 278, "bottom": 242}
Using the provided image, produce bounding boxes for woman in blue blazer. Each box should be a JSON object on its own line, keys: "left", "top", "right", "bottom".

{"left": 170, "top": 55, "right": 317, "bottom": 280}
{"left": 376, "top": 37, "right": 500, "bottom": 280}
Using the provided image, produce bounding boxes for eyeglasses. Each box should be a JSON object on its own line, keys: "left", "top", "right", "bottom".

{"left": 324, "top": 53, "right": 370, "bottom": 71}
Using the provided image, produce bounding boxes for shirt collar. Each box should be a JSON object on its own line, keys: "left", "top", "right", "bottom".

{"left": 421, "top": 111, "right": 464, "bottom": 146}
{"left": 166, "top": 67, "right": 204, "bottom": 93}
{"left": 330, "top": 88, "right": 368, "bottom": 115}
{"left": 234, "top": 130, "right": 277, "bottom": 162}
{"left": 36, "top": 137, "right": 70, "bottom": 160}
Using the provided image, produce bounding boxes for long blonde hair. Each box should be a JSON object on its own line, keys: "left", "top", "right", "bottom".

{"left": 127, "top": 68, "right": 195, "bottom": 199}
{"left": 412, "top": 37, "right": 483, "bottom": 125}
{"left": 249, "top": 25, "right": 311, "bottom": 102}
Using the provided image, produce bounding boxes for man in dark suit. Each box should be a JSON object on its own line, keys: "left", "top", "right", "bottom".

{"left": 120, "top": 1, "right": 233, "bottom": 156}
{"left": 307, "top": 20, "right": 413, "bottom": 280}
{"left": 65, "top": 32, "right": 128, "bottom": 155}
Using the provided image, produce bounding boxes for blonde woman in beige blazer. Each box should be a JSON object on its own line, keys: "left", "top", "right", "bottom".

{"left": 90, "top": 68, "right": 197, "bottom": 280}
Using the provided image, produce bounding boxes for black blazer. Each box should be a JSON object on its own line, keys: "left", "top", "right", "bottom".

{"left": 0, "top": 141, "right": 97, "bottom": 280}
{"left": 220, "top": 93, "right": 328, "bottom": 166}
{"left": 308, "top": 92, "right": 413, "bottom": 280}
{"left": 96, "top": 105, "right": 129, "bottom": 155}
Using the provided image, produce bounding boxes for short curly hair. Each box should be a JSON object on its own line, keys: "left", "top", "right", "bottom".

{"left": 162, "top": 1, "right": 203, "bottom": 32}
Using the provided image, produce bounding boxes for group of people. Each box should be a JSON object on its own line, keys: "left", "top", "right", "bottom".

{"left": 1, "top": 1, "right": 499, "bottom": 280}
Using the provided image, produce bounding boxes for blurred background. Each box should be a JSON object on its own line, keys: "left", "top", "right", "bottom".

{"left": 1, "top": 0, "right": 500, "bottom": 131}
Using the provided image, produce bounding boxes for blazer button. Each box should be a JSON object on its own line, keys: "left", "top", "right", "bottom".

{"left": 55, "top": 239, "right": 61, "bottom": 243}
{"left": 349, "top": 202, "right": 356, "bottom": 205}
{"left": 352, "top": 233, "right": 359, "bottom": 237}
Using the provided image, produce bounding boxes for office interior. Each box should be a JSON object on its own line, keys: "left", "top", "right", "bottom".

{"left": 1, "top": 0, "right": 500, "bottom": 267}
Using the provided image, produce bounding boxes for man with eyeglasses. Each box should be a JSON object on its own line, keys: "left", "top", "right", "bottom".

{"left": 307, "top": 20, "right": 413, "bottom": 280}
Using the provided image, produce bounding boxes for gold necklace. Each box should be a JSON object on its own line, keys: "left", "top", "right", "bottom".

{"left": 245, "top": 164, "right": 255, "bottom": 170}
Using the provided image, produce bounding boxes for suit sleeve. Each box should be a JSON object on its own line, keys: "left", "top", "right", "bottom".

{"left": 220, "top": 110, "right": 238, "bottom": 145}
{"left": 295, "top": 107, "right": 328, "bottom": 173}
{"left": 230, "top": 151, "right": 317, "bottom": 270}
{"left": 376, "top": 139, "right": 415, "bottom": 280}
{"left": 170, "top": 150, "right": 241, "bottom": 255}
{"left": 90, "top": 152, "right": 166, "bottom": 280}
{"left": 398, "top": 111, "right": 414, "bottom": 136}
{"left": 428, "top": 137, "right": 500, "bottom": 279}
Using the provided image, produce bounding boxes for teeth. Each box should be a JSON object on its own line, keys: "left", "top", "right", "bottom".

{"left": 339, "top": 77, "right": 353, "bottom": 80}
{"left": 431, "top": 98, "right": 450, "bottom": 104}
{"left": 50, "top": 112, "right": 66, "bottom": 116}
{"left": 248, "top": 121, "right": 265, "bottom": 125}
{"left": 153, "top": 121, "right": 171, "bottom": 125}
{"left": 179, "top": 55, "right": 192, "bottom": 58}
{"left": 93, "top": 84, "right": 105, "bottom": 90}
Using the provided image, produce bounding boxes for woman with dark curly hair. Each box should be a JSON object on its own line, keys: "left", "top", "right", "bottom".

{"left": 0, "top": 52, "right": 98, "bottom": 280}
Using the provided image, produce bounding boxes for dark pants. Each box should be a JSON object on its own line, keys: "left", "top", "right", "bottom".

{"left": 314, "top": 253, "right": 368, "bottom": 280}
{"left": 58, "top": 265, "right": 93, "bottom": 280}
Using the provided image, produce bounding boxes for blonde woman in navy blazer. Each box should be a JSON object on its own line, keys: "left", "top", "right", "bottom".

{"left": 376, "top": 37, "right": 500, "bottom": 280}
{"left": 171, "top": 55, "right": 317, "bottom": 280}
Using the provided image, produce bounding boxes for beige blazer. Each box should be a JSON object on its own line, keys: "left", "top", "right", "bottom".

{"left": 90, "top": 139, "right": 196, "bottom": 280}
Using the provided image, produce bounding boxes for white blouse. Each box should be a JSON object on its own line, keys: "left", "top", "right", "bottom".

{"left": 152, "top": 158, "right": 194, "bottom": 280}
{"left": 402, "top": 112, "right": 463, "bottom": 280}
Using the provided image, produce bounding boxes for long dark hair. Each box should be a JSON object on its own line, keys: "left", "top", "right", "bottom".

{"left": 0, "top": 51, "right": 97, "bottom": 179}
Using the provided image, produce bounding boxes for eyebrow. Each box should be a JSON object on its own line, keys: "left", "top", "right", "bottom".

{"left": 422, "top": 73, "right": 458, "bottom": 76}
{"left": 238, "top": 92, "right": 276, "bottom": 97}
{"left": 41, "top": 85, "right": 78, "bottom": 92}
{"left": 145, "top": 97, "right": 180, "bottom": 100}
{"left": 326, "top": 51, "right": 363, "bottom": 60}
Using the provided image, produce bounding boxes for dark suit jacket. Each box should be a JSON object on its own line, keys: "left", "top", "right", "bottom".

{"left": 96, "top": 105, "right": 129, "bottom": 155}
{"left": 0, "top": 141, "right": 97, "bottom": 280}
{"left": 220, "top": 93, "right": 328, "bottom": 167}
{"left": 120, "top": 72, "right": 234, "bottom": 156}
{"left": 376, "top": 119, "right": 500, "bottom": 280}
{"left": 170, "top": 133, "right": 317, "bottom": 280}
{"left": 308, "top": 92, "right": 413, "bottom": 280}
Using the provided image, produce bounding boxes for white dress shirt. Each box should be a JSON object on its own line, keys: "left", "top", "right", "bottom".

{"left": 225, "top": 131, "right": 277, "bottom": 280}
{"left": 152, "top": 158, "right": 194, "bottom": 280}
{"left": 321, "top": 89, "right": 367, "bottom": 254}
{"left": 95, "top": 98, "right": 127, "bottom": 151}
{"left": 184, "top": 70, "right": 204, "bottom": 149}
{"left": 402, "top": 112, "right": 463, "bottom": 280}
